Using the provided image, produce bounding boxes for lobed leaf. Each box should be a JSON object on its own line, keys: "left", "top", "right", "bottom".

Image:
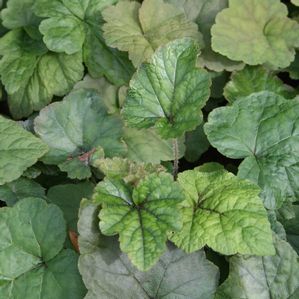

{"left": 211, "top": 0, "right": 299, "bottom": 68}
{"left": 78, "top": 200, "right": 219, "bottom": 299}
{"left": 171, "top": 168, "right": 274, "bottom": 255}
{"left": 0, "top": 197, "right": 86, "bottom": 299}
{"left": 93, "top": 173, "right": 184, "bottom": 270}
{"left": 123, "top": 38, "right": 211, "bottom": 138}
{"left": 204, "top": 92, "right": 299, "bottom": 209}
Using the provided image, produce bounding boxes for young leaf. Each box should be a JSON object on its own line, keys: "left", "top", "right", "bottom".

{"left": 0, "top": 197, "right": 86, "bottom": 299}
{"left": 0, "top": 29, "right": 84, "bottom": 119}
{"left": 34, "top": 0, "right": 134, "bottom": 86}
{"left": 204, "top": 92, "right": 299, "bottom": 209}
{"left": 123, "top": 38, "right": 211, "bottom": 139}
{"left": 292, "top": 0, "right": 299, "bottom": 6}
{"left": 47, "top": 182, "right": 94, "bottom": 232}
{"left": 0, "top": 115, "right": 48, "bottom": 185}
{"left": 93, "top": 173, "right": 184, "bottom": 271}
{"left": 215, "top": 236, "right": 299, "bottom": 299}
{"left": 211, "top": 0, "right": 299, "bottom": 68}
{"left": 123, "top": 127, "right": 185, "bottom": 163}
{"left": 170, "top": 168, "right": 274, "bottom": 255}
{"left": 92, "top": 157, "right": 166, "bottom": 185}
{"left": 0, "top": 177, "right": 45, "bottom": 206}
{"left": 34, "top": 89, "right": 125, "bottom": 179}
{"left": 224, "top": 66, "right": 295, "bottom": 103}
{"left": 78, "top": 201, "right": 219, "bottom": 299}
{"left": 102, "top": 0, "right": 202, "bottom": 67}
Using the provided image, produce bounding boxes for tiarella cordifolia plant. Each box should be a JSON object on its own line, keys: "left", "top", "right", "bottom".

{"left": 0, "top": 0, "right": 299, "bottom": 298}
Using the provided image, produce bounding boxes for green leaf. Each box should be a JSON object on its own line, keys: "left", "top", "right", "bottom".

{"left": 0, "top": 197, "right": 86, "bottom": 299}
{"left": 224, "top": 66, "right": 295, "bottom": 103}
{"left": 123, "top": 38, "right": 211, "bottom": 138}
{"left": 292, "top": 0, "right": 299, "bottom": 6}
{"left": 47, "top": 182, "right": 94, "bottom": 232}
{"left": 123, "top": 127, "right": 185, "bottom": 163}
{"left": 287, "top": 51, "right": 299, "bottom": 80}
{"left": 171, "top": 168, "right": 274, "bottom": 255}
{"left": 215, "top": 236, "right": 299, "bottom": 299}
{"left": 0, "top": 177, "right": 45, "bottom": 206}
{"left": 1, "top": 0, "right": 41, "bottom": 30}
{"left": 204, "top": 92, "right": 299, "bottom": 209}
{"left": 34, "top": 0, "right": 134, "bottom": 86}
{"left": 184, "top": 124, "right": 209, "bottom": 162}
{"left": 102, "top": 0, "right": 202, "bottom": 67}
{"left": 92, "top": 157, "right": 166, "bottom": 185}
{"left": 74, "top": 75, "right": 119, "bottom": 114}
{"left": 93, "top": 173, "right": 184, "bottom": 270}
{"left": 0, "top": 115, "right": 48, "bottom": 185}
{"left": 34, "top": 89, "right": 126, "bottom": 179}
{"left": 211, "top": 0, "right": 299, "bottom": 68}
{"left": 167, "top": 0, "right": 245, "bottom": 72}
{"left": 78, "top": 201, "right": 219, "bottom": 298}
{"left": 282, "top": 205, "right": 299, "bottom": 254}
{"left": 0, "top": 29, "right": 84, "bottom": 119}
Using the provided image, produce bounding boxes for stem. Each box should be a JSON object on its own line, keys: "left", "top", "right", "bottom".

{"left": 172, "top": 138, "right": 179, "bottom": 181}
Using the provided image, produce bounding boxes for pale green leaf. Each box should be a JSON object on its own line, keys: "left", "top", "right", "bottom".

{"left": 0, "top": 177, "right": 45, "bottom": 206}
{"left": 92, "top": 157, "right": 166, "bottom": 185}
{"left": 123, "top": 127, "right": 185, "bottom": 164}
{"left": 215, "top": 236, "right": 299, "bottom": 299}
{"left": 102, "top": 0, "right": 202, "bottom": 67}
{"left": 47, "top": 182, "right": 94, "bottom": 232}
{"left": 224, "top": 66, "right": 295, "bottom": 103}
{"left": 0, "top": 197, "right": 86, "bottom": 299}
{"left": 93, "top": 173, "right": 184, "bottom": 270}
{"left": 204, "top": 92, "right": 299, "bottom": 209}
{"left": 0, "top": 115, "right": 48, "bottom": 185}
{"left": 34, "top": 89, "right": 125, "bottom": 179}
{"left": 211, "top": 0, "right": 299, "bottom": 68}
{"left": 34, "top": 0, "right": 134, "bottom": 86}
{"left": 292, "top": 0, "right": 299, "bottom": 6}
{"left": 0, "top": 29, "right": 84, "bottom": 119}
{"left": 171, "top": 168, "right": 274, "bottom": 255}
{"left": 78, "top": 201, "right": 219, "bottom": 299}
{"left": 123, "top": 38, "right": 211, "bottom": 138}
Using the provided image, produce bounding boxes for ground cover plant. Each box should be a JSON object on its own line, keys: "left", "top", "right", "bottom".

{"left": 0, "top": 0, "right": 299, "bottom": 298}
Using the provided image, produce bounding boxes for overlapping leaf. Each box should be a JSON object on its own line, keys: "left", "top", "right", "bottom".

{"left": 93, "top": 173, "right": 184, "bottom": 270}
{"left": 34, "top": 88, "right": 125, "bottom": 179}
{"left": 224, "top": 66, "right": 295, "bottom": 103}
{"left": 0, "top": 197, "right": 86, "bottom": 299}
{"left": 102, "top": 0, "right": 202, "bottom": 67}
{"left": 33, "top": 0, "right": 134, "bottom": 85}
{"left": 123, "top": 127, "right": 185, "bottom": 163}
{"left": 92, "top": 157, "right": 166, "bottom": 185}
{"left": 0, "top": 29, "right": 83, "bottom": 119}
{"left": 0, "top": 115, "right": 48, "bottom": 185}
{"left": 0, "top": 177, "right": 45, "bottom": 206}
{"left": 215, "top": 236, "right": 299, "bottom": 299}
{"left": 211, "top": 0, "right": 299, "bottom": 68}
{"left": 123, "top": 38, "right": 211, "bottom": 138}
{"left": 47, "top": 182, "right": 94, "bottom": 232}
{"left": 171, "top": 167, "right": 274, "bottom": 255}
{"left": 205, "top": 92, "right": 299, "bottom": 209}
{"left": 78, "top": 200, "right": 219, "bottom": 298}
